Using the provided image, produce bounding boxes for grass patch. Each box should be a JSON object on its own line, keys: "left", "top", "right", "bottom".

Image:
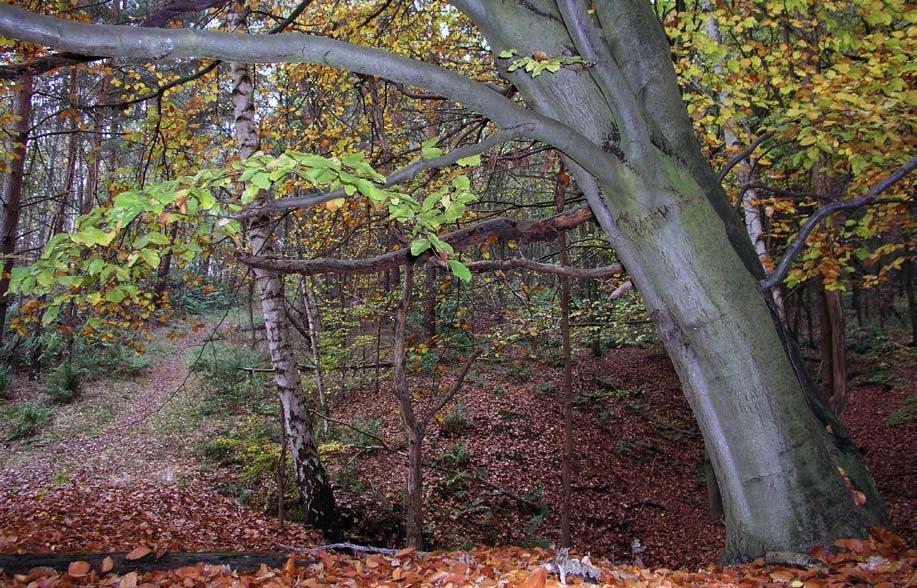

{"left": 78, "top": 344, "right": 151, "bottom": 380}
{"left": 2, "top": 404, "right": 54, "bottom": 440}
{"left": 440, "top": 402, "right": 471, "bottom": 437}
{"left": 0, "top": 364, "right": 12, "bottom": 400}
{"left": 42, "top": 362, "right": 83, "bottom": 404}
{"left": 885, "top": 394, "right": 917, "bottom": 427}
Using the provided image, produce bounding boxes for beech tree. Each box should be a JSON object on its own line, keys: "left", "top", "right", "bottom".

{"left": 1, "top": 0, "right": 912, "bottom": 560}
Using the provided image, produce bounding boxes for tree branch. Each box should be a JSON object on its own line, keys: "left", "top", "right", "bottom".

{"left": 760, "top": 156, "right": 916, "bottom": 291}
{"left": 0, "top": 0, "right": 232, "bottom": 80}
{"left": 236, "top": 127, "right": 530, "bottom": 218}
{"left": 456, "top": 257, "right": 622, "bottom": 280}
{"left": 420, "top": 350, "right": 481, "bottom": 432}
{"left": 140, "top": 0, "right": 231, "bottom": 27}
{"left": 0, "top": 3, "right": 623, "bottom": 190}
{"left": 236, "top": 205, "right": 594, "bottom": 275}
{"left": 716, "top": 131, "right": 772, "bottom": 183}
{"left": 0, "top": 52, "right": 99, "bottom": 80}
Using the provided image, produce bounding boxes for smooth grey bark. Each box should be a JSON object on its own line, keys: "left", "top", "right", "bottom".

{"left": 452, "top": 0, "right": 884, "bottom": 560}
{"left": 0, "top": 75, "right": 32, "bottom": 346}
{"left": 229, "top": 6, "right": 337, "bottom": 533}
{"left": 0, "top": 1, "right": 887, "bottom": 560}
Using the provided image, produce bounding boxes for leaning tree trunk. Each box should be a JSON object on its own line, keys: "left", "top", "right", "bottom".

{"left": 453, "top": 0, "right": 885, "bottom": 561}
{"left": 229, "top": 6, "right": 337, "bottom": 533}
{"left": 0, "top": 74, "right": 32, "bottom": 346}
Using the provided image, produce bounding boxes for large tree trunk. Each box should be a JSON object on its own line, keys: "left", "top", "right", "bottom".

{"left": 229, "top": 6, "right": 338, "bottom": 533}
{"left": 454, "top": 0, "right": 885, "bottom": 560}
{"left": 0, "top": 74, "right": 32, "bottom": 345}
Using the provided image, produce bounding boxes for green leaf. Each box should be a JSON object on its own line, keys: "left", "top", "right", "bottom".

{"left": 448, "top": 259, "right": 472, "bottom": 282}
{"left": 37, "top": 269, "right": 54, "bottom": 288}
{"left": 105, "top": 289, "right": 126, "bottom": 303}
{"left": 140, "top": 249, "right": 161, "bottom": 269}
{"left": 410, "top": 239, "right": 431, "bottom": 256}
{"left": 498, "top": 49, "right": 518, "bottom": 59}
{"left": 441, "top": 202, "right": 466, "bottom": 223}
{"left": 422, "top": 137, "right": 443, "bottom": 160}
{"left": 455, "top": 154, "right": 481, "bottom": 167}
{"left": 41, "top": 305, "right": 61, "bottom": 325}
{"left": 241, "top": 183, "right": 260, "bottom": 204}
{"left": 429, "top": 234, "right": 454, "bottom": 255}
{"left": 451, "top": 175, "right": 471, "bottom": 191}
{"left": 250, "top": 171, "right": 272, "bottom": 190}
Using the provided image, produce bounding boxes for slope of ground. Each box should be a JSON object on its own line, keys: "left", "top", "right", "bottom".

{"left": 0, "top": 317, "right": 913, "bottom": 574}
{"left": 0, "top": 322, "right": 320, "bottom": 555}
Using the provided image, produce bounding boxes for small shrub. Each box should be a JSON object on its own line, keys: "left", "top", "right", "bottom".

{"left": 334, "top": 464, "right": 366, "bottom": 493}
{"left": 504, "top": 363, "right": 531, "bottom": 381}
{"left": 438, "top": 443, "right": 471, "bottom": 469}
{"left": 172, "top": 281, "right": 236, "bottom": 316}
{"left": 885, "top": 395, "right": 917, "bottom": 427}
{"left": 0, "top": 364, "right": 12, "bottom": 400}
{"left": 536, "top": 381, "right": 556, "bottom": 397}
{"left": 189, "top": 344, "right": 270, "bottom": 408}
{"left": 42, "top": 362, "right": 83, "bottom": 404}
{"left": 80, "top": 344, "right": 150, "bottom": 380}
{"left": 197, "top": 417, "right": 295, "bottom": 512}
{"left": 440, "top": 402, "right": 470, "bottom": 437}
{"left": 327, "top": 417, "right": 383, "bottom": 448}
{"left": 2, "top": 404, "right": 54, "bottom": 440}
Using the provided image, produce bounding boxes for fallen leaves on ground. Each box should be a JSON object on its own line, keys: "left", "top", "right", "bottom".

{"left": 0, "top": 476, "right": 320, "bottom": 554}
{"left": 1, "top": 530, "right": 913, "bottom": 587}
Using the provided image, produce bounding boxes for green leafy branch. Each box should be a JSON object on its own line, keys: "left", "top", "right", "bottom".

{"left": 497, "top": 48, "right": 588, "bottom": 78}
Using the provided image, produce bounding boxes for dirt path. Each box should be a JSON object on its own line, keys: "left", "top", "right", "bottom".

{"left": 1, "top": 325, "right": 211, "bottom": 488}
{"left": 0, "top": 321, "right": 322, "bottom": 555}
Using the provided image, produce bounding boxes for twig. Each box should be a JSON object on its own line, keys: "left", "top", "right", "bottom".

{"left": 716, "top": 131, "right": 773, "bottom": 183}
{"left": 277, "top": 542, "right": 428, "bottom": 556}
{"left": 420, "top": 350, "right": 482, "bottom": 431}
{"left": 761, "top": 156, "right": 916, "bottom": 290}
{"left": 307, "top": 408, "right": 394, "bottom": 452}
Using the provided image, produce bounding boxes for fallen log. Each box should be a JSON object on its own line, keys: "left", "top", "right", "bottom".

{"left": 0, "top": 552, "right": 315, "bottom": 576}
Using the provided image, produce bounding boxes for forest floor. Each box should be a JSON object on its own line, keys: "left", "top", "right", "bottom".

{"left": 0, "top": 313, "right": 914, "bottom": 586}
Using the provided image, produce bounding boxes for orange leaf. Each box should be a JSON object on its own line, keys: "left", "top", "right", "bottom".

{"left": 283, "top": 554, "right": 298, "bottom": 575}
{"left": 119, "top": 571, "right": 138, "bottom": 588}
{"left": 126, "top": 546, "right": 152, "bottom": 560}
{"left": 102, "top": 556, "right": 114, "bottom": 573}
{"left": 853, "top": 490, "right": 866, "bottom": 507}
{"left": 770, "top": 569, "right": 796, "bottom": 581}
{"left": 68, "top": 560, "right": 91, "bottom": 577}
{"left": 520, "top": 567, "right": 548, "bottom": 588}
{"left": 396, "top": 547, "right": 416, "bottom": 558}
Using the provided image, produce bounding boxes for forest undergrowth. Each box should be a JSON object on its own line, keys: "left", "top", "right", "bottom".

{"left": 1, "top": 311, "right": 914, "bottom": 586}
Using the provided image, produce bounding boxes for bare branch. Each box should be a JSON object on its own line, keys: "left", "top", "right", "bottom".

{"left": 0, "top": 3, "right": 621, "bottom": 189}
{"left": 761, "top": 155, "right": 916, "bottom": 291}
{"left": 0, "top": 52, "right": 99, "bottom": 80}
{"left": 140, "top": 0, "right": 230, "bottom": 27}
{"left": 237, "top": 205, "right": 595, "bottom": 275}
{"left": 717, "top": 131, "right": 773, "bottom": 184}
{"left": 0, "top": 0, "right": 232, "bottom": 80}
{"left": 420, "top": 350, "right": 481, "bottom": 432}
{"left": 457, "top": 257, "right": 622, "bottom": 280}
